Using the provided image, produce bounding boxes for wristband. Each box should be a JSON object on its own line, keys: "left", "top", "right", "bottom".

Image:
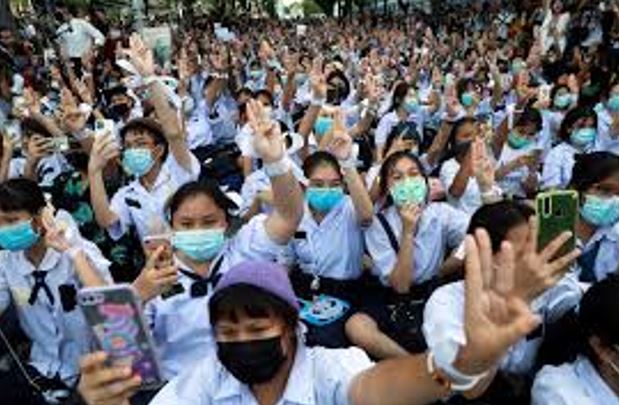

{"left": 66, "top": 246, "right": 83, "bottom": 261}
{"left": 264, "top": 157, "right": 291, "bottom": 178}
{"left": 339, "top": 144, "right": 359, "bottom": 170}
{"left": 310, "top": 96, "right": 326, "bottom": 107}
{"left": 431, "top": 348, "right": 489, "bottom": 393}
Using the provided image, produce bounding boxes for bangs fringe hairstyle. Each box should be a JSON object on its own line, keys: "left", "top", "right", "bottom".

{"left": 0, "top": 179, "right": 46, "bottom": 215}
{"left": 209, "top": 284, "right": 299, "bottom": 330}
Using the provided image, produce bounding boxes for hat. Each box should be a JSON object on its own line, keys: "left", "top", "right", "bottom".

{"left": 211, "top": 261, "right": 300, "bottom": 312}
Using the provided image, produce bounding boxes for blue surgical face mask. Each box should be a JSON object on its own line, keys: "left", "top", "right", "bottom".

{"left": 554, "top": 93, "right": 572, "bottom": 109}
{"left": 122, "top": 148, "right": 155, "bottom": 177}
{"left": 249, "top": 70, "right": 264, "bottom": 81}
{"left": 390, "top": 176, "right": 428, "bottom": 207}
{"left": 608, "top": 94, "right": 619, "bottom": 112}
{"left": 580, "top": 195, "right": 619, "bottom": 228}
{"left": 508, "top": 130, "right": 534, "bottom": 149}
{"left": 404, "top": 97, "right": 419, "bottom": 113}
{"left": 172, "top": 228, "right": 226, "bottom": 262}
{"left": 0, "top": 220, "right": 40, "bottom": 251}
{"left": 306, "top": 187, "right": 344, "bottom": 213}
{"left": 570, "top": 127, "right": 597, "bottom": 148}
{"left": 313, "top": 117, "right": 334, "bottom": 138}
{"left": 460, "top": 92, "right": 475, "bottom": 107}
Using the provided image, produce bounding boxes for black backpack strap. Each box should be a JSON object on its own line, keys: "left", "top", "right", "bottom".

{"left": 377, "top": 212, "right": 400, "bottom": 252}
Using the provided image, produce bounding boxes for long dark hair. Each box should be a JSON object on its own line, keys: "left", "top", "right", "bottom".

{"left": 378, "top": 151, "right": 428, "bottom": 208}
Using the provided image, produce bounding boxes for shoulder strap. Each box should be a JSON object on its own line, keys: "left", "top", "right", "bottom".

{"left": 377, "top": 212, "right": 400, "bottom": 252}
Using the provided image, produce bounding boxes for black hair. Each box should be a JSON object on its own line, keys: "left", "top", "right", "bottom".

{"left": 209, "top": 284, "right": 299, "bottom": 331}
{"left": 166, "top": 179, "right": 238, "bottom": 224}
{"left": 557, "top": 106, "right": 597, "bottom": 144}
{"left": 579, "top": 275, "right": 619, "bottom": 347}
{"left": 20, "top": 117, "right": 53, "bottom": 138}
{"left": 119, "top": 118, "right": 169, "bottom": 160}
{"left": 235, "top": 87, "right": 255, "bottom": 101}
{"left": 442, "top": 116, "right": 478, "bottom": 162}
{"left": 384, "top": 121, "right": 420, "bottom": 156}
{"left": 255, "top": 89, "right": 274, "bottom": 106}
{"left": 389, "top": 82, "right": 409, "bottom": 113}
{"left": 378, "top": 150, "right": 428, "bottom": 201}
{"left": 456, "top": 77, "right": 474, "bottom": 99}
{"left": 514, "top": 106, "right": 543, "bottom": 133}
{"left": 0, "top": 179, "right": 46, "bottom": 215}
{"left": 325, "top": 70, "right": 350, "bottom": 105}
{"left": 468, "top": 201, "right": 535, "bottom": 253}
{"left": 302, "top": 151, "right": 342, "bottom": 180}
{"left": 569, "top": 152, "right": 619, "bottom": 192}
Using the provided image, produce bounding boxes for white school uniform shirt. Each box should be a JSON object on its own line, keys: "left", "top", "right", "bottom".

{"left": 108, "top": 153, "right": 200, "bottom": 241}
{"left": 143, "top": 214, "right": 287, "bottom": 380}
{"left": 56, "top": 18, "right": 105, "bottom": 59}
{"left": 0, "top": 210, "right": 112, "bottom": 385}
{"left": 9, "top": 153, "right": 71, "bottom": 188}
{"left": 423, "top": 273, "right": 582, "bottom": 376}
{"left": 282, "top": 197, "right": 365, "bottom": 281}
{"left": 541, "top": 143, "right": 579, "bottom": 190}
{"left": 576, "top": 222, "right": 619, "bottom": 282}
{"left": 596, "top": 107, "right": 619, "bottom": 154}
{"left": 439, "top": 158, "right": 481, "bottom": 215}
{"left": 532, "top": 355, "right": 619, "bottom": 405}
{"left": 186, "top": 99, "right": 213, "bottom": 149}
{"left": 149, "top": 342, "right": 373, "bottom": 405}
{"left": 365, "top": 203, "right": 468, "bottom": 286}
{"left": 496, "top": 142, "right": 539, "bottom": 198}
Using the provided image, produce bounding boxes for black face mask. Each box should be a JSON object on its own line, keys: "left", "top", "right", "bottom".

{"left": 217, "top": 336, "right": 286, "bottom": 385}
{"left": 109, "top": 103, "right": 130, "bottom": 120}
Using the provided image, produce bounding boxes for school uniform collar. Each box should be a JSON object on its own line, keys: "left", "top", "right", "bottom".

{"left": 16, "top": 247, "right": 63, "bottom": 276}
{"left": 579, "top": 223, "right": 619, "bottom": 249}
{"left": 304, "top": 197, "right": 347, "bottom": 229}
{"left": 213, "top": 342, "right": 315, "bottom": 405}
{"left": 575, "top": 355, "right": 619, "bottom": 404}
{"left": 129, "top": 156, "right": 173, "bottom": 194}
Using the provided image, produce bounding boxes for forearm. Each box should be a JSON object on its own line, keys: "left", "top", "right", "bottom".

{"left": 491, "top": 119, "right": 509, "bottom": 159}
{"left": 426, "top": 122, "right": 452, "bottom": 167}
{"left": 389, "top": 233, "right": 414, "bottom": 294}
{"left": 350, "top": 353, "right": 447, "bottom": 405}
{"left": 298, "top": 105, "right": 321, "bottom": 138}
{"left": 88, "top": 170, "right": 118, "bottom": 229}
{"left": 448, "top": 167, "right": 471, "bottom": 198}
{"left": 72, "top": 250, "right": 107, "bottom": 287}
{"left": 343, "top": 167, "right": 373, "bottom": 226}
{"left": 23, "top": 160, "right": 39, "bottom": 182}
{"left": 0, "top": 153, "right": 10, "bottom": 182}
{"left": 281, "top": 77, "right": 296, "bottom": 112}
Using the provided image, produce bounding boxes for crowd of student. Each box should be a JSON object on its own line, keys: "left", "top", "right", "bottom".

{"left": 0, "top": 0, "right": 618, "bottom": 404}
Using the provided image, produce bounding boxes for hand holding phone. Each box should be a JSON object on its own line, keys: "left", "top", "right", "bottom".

{"left": 536, "top": 191, "right": 578, "bottom": 257}
{"left": 78, "top": 284, "right": 163, "bottom": 389}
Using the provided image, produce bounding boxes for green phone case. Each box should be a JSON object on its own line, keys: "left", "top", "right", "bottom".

{"left": 536, "top": 190, "right": 578, "bottom": 256}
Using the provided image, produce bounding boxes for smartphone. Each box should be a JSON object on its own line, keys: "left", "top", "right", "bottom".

{"left": 536, "top": 190, "right": 578, "bottom": 257}
{"left": 94, "top": 119, "right": 115, "bottom": 139}
{"left": 78, "top": 284, "right": 163, "bottom": 389}
{"left": 51, "top": 136, "right": 70, "bottom": 153}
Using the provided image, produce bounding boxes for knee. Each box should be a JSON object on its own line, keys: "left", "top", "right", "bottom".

{"left": 345, "top": 312, "right": 378, "bottom": 345}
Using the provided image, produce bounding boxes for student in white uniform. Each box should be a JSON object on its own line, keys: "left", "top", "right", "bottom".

{"left": 596, "top": 78, "right": 619, "bottom": 154}
{"left": 9, "top": 116, "right": 71, "bottom": 188}
{"left": 0, "top": 179, "right": 111, "bottom": 401}
{"left": 88, "top": 114, "right": 200, "bottom": 242}
{"left": 532, "top": 276, "right": 619, "bottom": 405}
{"left": 375, "top": 82, "right": 422, "bottom": 161}
{"left": 78, "top": 243, "right": 555, "bottom": 405}
{"left": 284, "top": 130, "right": 372, "bottom": 346}
{"left": 570, "top": 152, "right": 619, "bottom": 282}
{"left": 346, "top": 151, "right": 469, "bottom": 359}
{"left": 495, "top": 107, "right": 543, "bottom": 198}
{"left": 129, "top": 99, "right": 305, "bottom": 381}
{"left": 439, "top": 117, "right": 488, "bottom": 215}
{"left": 423, "top": 201, "right": 581, "bottom": 402}
{"left": 542, "top": 106, "right": 599, "bottom": 190}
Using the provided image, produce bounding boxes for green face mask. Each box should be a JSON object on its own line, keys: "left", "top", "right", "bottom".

{"left": 390, "top": 177, "right": 428, "bottom": 207}
{"left": 508, "top": 131, "right": 534, "bottom": 149}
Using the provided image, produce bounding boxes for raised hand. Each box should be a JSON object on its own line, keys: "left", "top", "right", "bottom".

{"left": 455, "top": 229, "right": 541, "bottom": 375}
{"left": 400, "top": 203, "right": 422, "bottom": 234}
{"left": 123, "top": 34, "right": 155, "bottom": 77}
{"left": 327, "top": 109, "right": 352, "bottom": 160}
{"left": 310, "top": 56, "right": 327, "bottom": 99}
{"left": 133, "top": 245, "right": 178, "bottom": 302}
{"left": 25, "top": 135, "right": 54, "bottom": 166}
{"left": 41, "top": 208, "right": 75, "bottom": 253}
{"left": 88, "top": 132, "right": 119, "bottom": 173}
{"left": 513, "top": 217, "right": 580, "bottom": 303}
{"left": 472, "top": 137, "right": 495, "bottom": 192}
{"left": 246, "top": 99, "right": 284, "bottom": 164}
